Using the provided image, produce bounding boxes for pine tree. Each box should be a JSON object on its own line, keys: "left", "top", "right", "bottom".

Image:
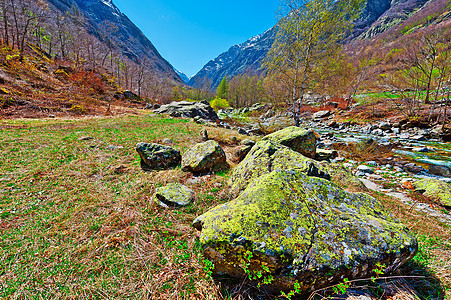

{"left": 216, "top": 77, "right": 229, "bottom": 99}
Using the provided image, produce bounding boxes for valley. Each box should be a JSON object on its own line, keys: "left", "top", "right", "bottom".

{"left": 0, "top": 0, "right": 450, "bottom": 298}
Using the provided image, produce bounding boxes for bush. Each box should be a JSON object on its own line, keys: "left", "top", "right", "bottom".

{"left": 210, "top": 97, "right": 230, "bottom": 111}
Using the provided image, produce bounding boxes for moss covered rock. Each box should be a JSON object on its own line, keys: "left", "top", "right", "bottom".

{"left": 194, "top": 169, "right": 417, "bottom": 293}
{"left": 182, "top": 140, "right": 228, "bottom": 174}
{"left": 154, "top": 183, "right": 194, "bottom": 208}
{"left": 228, "top": 140, "right": 329, "bottom": 197}
{"left": 262, "top": 126, "right": 316, "bottom": 158}
{"left": 136, "top": 143, "right": 181, "bottom": 171}
{"left": 413, "top": 179, "right": 451, "bottom": 207}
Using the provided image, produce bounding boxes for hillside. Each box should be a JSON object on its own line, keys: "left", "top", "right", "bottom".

{"left": 190, "top": 0, "right": 450, "bottom": 89}
{"left": 46, "top": 0, "right": 183, "bottom": 84}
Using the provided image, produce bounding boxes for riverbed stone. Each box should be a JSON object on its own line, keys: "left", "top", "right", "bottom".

{"left": 136, "top": 143, "right": 181, "bottom": 171}
{"left": 428, "top": 165, "right": 451, "bottom": 178}
{"left": 229, "top": 140, "right": 329, "bottom": 197}
{"left": 413, "top": 179, "right": 451, "bottom": 207}
{"left": 356, "top": 165, "right": 374, "bottom": 174}
{"left": 312, "top": 110, "right": 332, "bottom": 119}
{"left": 182, "top": 140, "right": 228, "bottom": 174}
{"left": 262, "top": 126, "right": 317, "bottom": 158}
{"left": 194, "top": 169, "right": 417, "bottom": 293}
{"left": 154, "top": 183, "right": 194, "bottom": 208}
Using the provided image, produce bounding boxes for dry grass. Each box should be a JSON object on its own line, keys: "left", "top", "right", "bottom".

{"left": 0, "top": 113, "right": 250, "bottom": 299}
{"left": 331, "top": 140, "right": 396, "bottom": 163}
{"left": 0, "top": 113, "right": 450, "bottom": 299}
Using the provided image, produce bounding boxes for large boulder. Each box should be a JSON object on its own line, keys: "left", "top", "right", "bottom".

{"left": 413, "top": 179, "right": 451, "bottom": 207}
{"left": 182, "top": 140, "right": 228, "bottom": 174}
{"left": 262, "top": 127, "right": 317, "bottom": 158}
{"left": 154, "top": 100, "right": 219, "bottom": 121}
{"left": 136, "top": 143, "right": 181, "bottom": 171}
{"left": 154, "top": 183, "right": 194, "bottom": 208}
{"left": 229, "top": 140, "right": 329, "bottom": 197}
{"left": 194, "top": 169, "right": 417, "bottom": 294}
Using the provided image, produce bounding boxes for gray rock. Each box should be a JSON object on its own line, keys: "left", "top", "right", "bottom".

{"left": 411, "top": 135, "right": 426, "bottom": 141}
{"left": 154, "top": 183, "right": 194, "bottom": 208}
{"left": 154, "top": 101, "right": 219, "bottom": 121}
{"left": 182, "top": 140, "right": 228, "bottom": 174}
{"left": 136, "top": 143, "right": 181, "bottom": 171}
{"left": 312, "top": 110, "right": 332, "bottom": 119}
{"left": 357, "top": 165, "right": 374, "bottom": 174}
{"left": 429, "top": 165, "right": 451, "bottom": 178}
{"left": 162, "top": 139, "right": 174, "bottom": 144}
{"left": 241, "top": 139, "right": 256, "bottom": 147}
{"left": 412, "top": 147, "right": 432, "bottom": 153}
{"left": 399, "top": 133, "right": 410, "bottom": 139}
{"left": 379, "top": 122, "right": 391, "bottom": 131}
{"left": 403, "top": 163, "right": 427, "bottom": 174}
{"left": 366, "top": 161, "right": 378, "bottom": 167}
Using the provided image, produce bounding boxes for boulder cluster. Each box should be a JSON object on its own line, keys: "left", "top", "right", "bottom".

{"left": 136, "top": 124, "right": 418, "bottom": 295}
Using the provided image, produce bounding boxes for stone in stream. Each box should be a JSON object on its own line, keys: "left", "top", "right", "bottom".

{"left": 154, "top": 183, "right": 194, "bottom": 208}
{"left": 428, "top": 165, "right": 451, "bottom": 178}
{"left": 136, "top": 143, "right": 181, "bottom": 171}
{"left": 262, "top": 126, "right": 317, "bottom": 159}
{"left": 356, "top": 165, "right": 374, "bottom": 174}
{"left": 414, "top": 179, "right": 451, "bottom": 207}
{"left": 312, "top": 110, "right": 332, "bottom": 119}
{"left": 193, "top": 169, "right": 418, "bottom": 294}
{"left": 182, "top": 140, "right": 228, "bottom": 174}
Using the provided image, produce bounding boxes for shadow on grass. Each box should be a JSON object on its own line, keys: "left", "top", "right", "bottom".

{"left": 213, "top": 261, "right": 446, "bottom": 300}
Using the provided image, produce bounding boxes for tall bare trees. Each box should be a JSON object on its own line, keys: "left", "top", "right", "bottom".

{"left": 264, "top": 0, "right": 364, "bottom": 125}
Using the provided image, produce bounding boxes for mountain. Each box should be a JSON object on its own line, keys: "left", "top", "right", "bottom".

{"left": 174, "top": 69, "right": 190, "bottom": 84}
{"left": 188, "top": 27, "right": 277, "bottom": 88}
{"left": 190, "top": 0, "right": 449, "bottom": 89}
{"left": 46, "top": 0, "right": 183, "bottom": 84}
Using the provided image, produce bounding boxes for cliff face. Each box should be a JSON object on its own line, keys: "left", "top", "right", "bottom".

{"left": 46, "top": 0, "right": 183, "bottom": 83}
{"left": 190, "top": 0, "right": 442, "bottom": 89}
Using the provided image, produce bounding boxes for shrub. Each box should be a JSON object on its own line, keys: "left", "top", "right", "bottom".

{"left": 210, "top": 97, "right": 230, "bottom": 111}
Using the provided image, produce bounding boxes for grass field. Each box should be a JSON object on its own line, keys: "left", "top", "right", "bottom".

{"left": 0, "top": 113, "right": 450, "bottom": 299}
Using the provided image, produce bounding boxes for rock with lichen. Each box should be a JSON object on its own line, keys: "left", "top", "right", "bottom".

{"left": 262, "top": 126, "right": 317, "bottom": 158}
{"left": 194, "top": 169, "right": 418, "bottom": 294}
{"left": 136, "top": 143, "right": 181, "bottom": 171}
{"left": 182, "top": 140, "right": 228, "bottom": 174}
{"left": 413, "top": 179, "right": 451, "bottom": 207}
{"left": 154, "top": 183, "right": 194, "bottom": 208}
{"left": 228, "top": 140, "right": 329, "bottom": 197}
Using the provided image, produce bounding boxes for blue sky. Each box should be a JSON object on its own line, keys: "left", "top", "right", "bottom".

{"left": 113, "top": 0, "right": 280, "bottom": 77}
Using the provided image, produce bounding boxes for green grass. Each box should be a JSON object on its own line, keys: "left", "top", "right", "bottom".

{"left": 0, "top": 113, "right": 450, "bottom": 299}
{"left": 0, "top": 113, "right": 240, "bottom": 299}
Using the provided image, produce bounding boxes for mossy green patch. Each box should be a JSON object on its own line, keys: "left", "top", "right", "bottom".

{"left": 262, "top": 126, "right": 316, "bottom": 158}
{"left": 228, "top": 140, "right": 329, "bottom": 197}
{"left": 196, "top": 169, "right": 417, "bottom": 293}
{"left": 413, "top": 179, "right": 451, "bottom": 207}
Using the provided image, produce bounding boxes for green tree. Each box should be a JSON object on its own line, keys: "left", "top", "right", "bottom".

{"left": 264, "top": 0, "right": 364, "bottom": 126}
{"left": 216, "top": 76, "right": 229, "bottom": 100}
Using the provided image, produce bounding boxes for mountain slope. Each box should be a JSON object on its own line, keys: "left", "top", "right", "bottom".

{"left": 46, "top": 0, "right": 183, "bottom": 83}
{"left": 190, "top": 0, "right": 448, "bottom": 89}
{"left": 189, "top": 27, "right": 276, "bottom": 88}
